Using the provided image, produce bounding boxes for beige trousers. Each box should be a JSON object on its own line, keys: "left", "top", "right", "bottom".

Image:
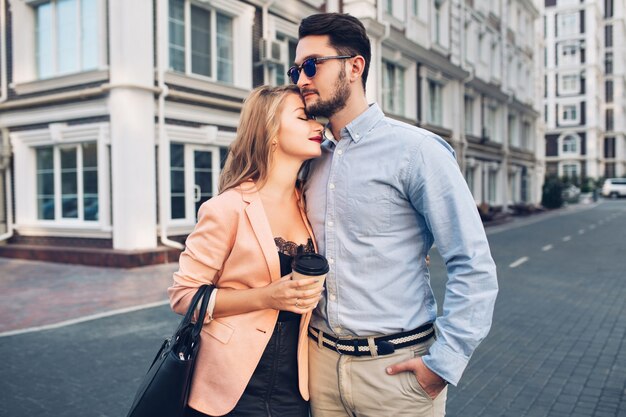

{"left": 308, "top": 335, "right": 447, "bottom": 417}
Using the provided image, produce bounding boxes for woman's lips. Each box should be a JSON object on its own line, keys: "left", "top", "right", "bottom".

{"left": 308, "top": 136, "right": 322, "bottom": 143}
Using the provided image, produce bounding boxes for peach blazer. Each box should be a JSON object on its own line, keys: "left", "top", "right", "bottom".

{"left": 168, "top": 181, "right": 315, "bottom": 416}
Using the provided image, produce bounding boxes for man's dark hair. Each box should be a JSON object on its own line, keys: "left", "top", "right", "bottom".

{"left": 299, "top": 13, "right": 371, "bottom": 90}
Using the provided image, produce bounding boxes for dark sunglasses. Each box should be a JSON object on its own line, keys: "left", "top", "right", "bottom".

{"left": 287, "top": 55, "right": 356, "bottom": 84}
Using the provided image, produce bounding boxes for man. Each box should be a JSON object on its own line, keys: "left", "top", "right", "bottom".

{"left": 291, "top": 13, "right": 498, "bottom": 417}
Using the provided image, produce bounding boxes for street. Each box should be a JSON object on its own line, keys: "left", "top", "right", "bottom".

{"left": 1, "top": 201, "right": 625, "bottom": 417}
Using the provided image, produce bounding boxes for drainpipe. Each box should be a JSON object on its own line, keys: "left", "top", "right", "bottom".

{"left": 156, "top": 0, "right": 184, "bottom": 251}
{"left": 0, "top": 129, "right": 13, "bottom": 242}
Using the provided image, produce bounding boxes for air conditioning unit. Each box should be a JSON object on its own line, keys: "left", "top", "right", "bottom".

{"left": 259, "top": 38, "right": 283, "bottom": 64}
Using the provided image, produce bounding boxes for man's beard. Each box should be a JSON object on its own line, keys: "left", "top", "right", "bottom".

{"left": 305, "top": 68, "right": 350, "bottom": 118}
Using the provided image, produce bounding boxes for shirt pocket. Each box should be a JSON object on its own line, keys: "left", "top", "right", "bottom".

{"left": 347, "top": 183, "right": 391, "bottom": 235}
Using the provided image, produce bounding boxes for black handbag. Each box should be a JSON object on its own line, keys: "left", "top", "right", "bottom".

{"left": 126, "top": 284, "right": 215, "bottom": 417}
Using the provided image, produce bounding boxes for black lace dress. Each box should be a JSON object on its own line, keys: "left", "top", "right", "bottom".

{"left": 186, "top": 238, "right": 314, "bottom": 417}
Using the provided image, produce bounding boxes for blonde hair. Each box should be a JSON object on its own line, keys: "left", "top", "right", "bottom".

{"left": 218, "top": 84, "right": 301, "bottom": 194}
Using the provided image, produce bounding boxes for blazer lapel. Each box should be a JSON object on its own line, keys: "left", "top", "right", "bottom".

{"left": 242, "top": 183, "right": 281, "bottom": 283}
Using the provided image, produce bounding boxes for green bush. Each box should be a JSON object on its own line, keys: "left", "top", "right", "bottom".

{"left": 541, "top": 176, "right": 565, "bottom": 209}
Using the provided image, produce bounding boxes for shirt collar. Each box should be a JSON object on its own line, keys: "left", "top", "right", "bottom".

{"left": 343, "top": 103, "right": 384, "bottom": 143}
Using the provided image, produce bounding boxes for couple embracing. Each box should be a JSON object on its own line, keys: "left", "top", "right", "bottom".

{"left": 169, "top": 13, "right": 498, "bottom": 417}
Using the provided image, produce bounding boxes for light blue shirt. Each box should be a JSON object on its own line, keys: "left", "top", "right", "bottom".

{"left": 303, "top": 103, "right": 498, "bottom": 386}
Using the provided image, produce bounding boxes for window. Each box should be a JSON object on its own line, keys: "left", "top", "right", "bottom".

{"left": 169, "top": 0, "right": 234, "bottom": 83}
{"left": 382, "top": 61, "right": 406, "bottom": 116}
{"left": 605, "top": 0, "right": 614, "bottom": 18}
{"left": 557, "top": 12, "right": 579, "bottom": 37}
{"left": 562, "top": 104, "right": 577, "bottom": 121}
{"left": 605, "top": 25, "right": 613, "bottom": 48}
{"left": 275, "top": 35, "right": 297, "bottom": 86}
{"left": 508, "top": 114, "right": 518, "bottom": 147}
{"left": 605, "top": 163, "right": 616, "bottom": 178}
{"left": 605, "top": 137, "right": 616, "bottom": 158}
{"left": 465, "top": 166, "right": 475, "bottom": 195}
{"left": 562, "top": 163, "right": 578, "bottom": 178}
{"left": 170, "top": 143, "right": 220, "bottom": 221}
{"left": 36, "top": 143, "right": 98, "bottom": 221}
{"left": 486, "top": 106, "right": 498, "bottom": 142}
{"left": 605, "top": 52, "right": 613, "bottom": 74}
{"left": 560, "top": 43, "right": 579, "bottom": 65}
{"left": 35, "top": 0, "right": 100, "bottom": 79}
{"left": 464, "top": 96, "right": 474, "bottom": 135}
{"left": 385, "top": 0, "right": 393, "bottom": 13}
{"left": 432, "top": 0, "right": 446, "bottom": 46}
{"left": 488, "top": 170, "right": 498, "bottom": 204}
{"left": 521, "top": 122, "right": 531, "bottom": 150}
{"left": 605, "top": 80, "right": 613, "bottom": 103}
{"left": 606, "top": 108, "right": 614, "bottom": 131}
{"left": 561, "top": 74, "right": 579, "bottom": 93}
{"left": 427, "top": 80, "right": 443, "bottom": 126}
{"left": 562, "top": 134, "right": 578, "bottom": 154}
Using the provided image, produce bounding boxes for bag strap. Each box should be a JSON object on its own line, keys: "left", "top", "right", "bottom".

{"left": 192, "top": 285, "right": 215, "bottom": 338}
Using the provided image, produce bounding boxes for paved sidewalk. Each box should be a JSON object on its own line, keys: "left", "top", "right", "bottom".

{"left": 0, "top": 257, "right": 176, "bottom": 334}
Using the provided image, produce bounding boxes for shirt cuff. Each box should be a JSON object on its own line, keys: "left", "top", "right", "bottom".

{"left": 421, "top": 340, "right": 469, "bottom": 386}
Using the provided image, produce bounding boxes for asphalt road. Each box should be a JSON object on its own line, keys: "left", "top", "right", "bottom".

{"left": 1, "top": 200, "right": 625, "bottom": 417}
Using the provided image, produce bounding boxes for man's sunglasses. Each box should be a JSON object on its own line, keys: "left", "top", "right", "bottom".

{"left": 287, "top": 55, "right": 356, "bottom": 84}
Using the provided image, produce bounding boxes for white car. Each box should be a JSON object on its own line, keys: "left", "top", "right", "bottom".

{"left": 601, "top": 178, "right": 626, "bottom": 198}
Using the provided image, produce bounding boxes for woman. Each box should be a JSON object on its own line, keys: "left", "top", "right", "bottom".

{"left": 169, "top": 84, "right": 325, "bottom": 417}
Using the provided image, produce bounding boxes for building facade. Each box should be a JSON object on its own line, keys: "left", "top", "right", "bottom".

{"left": 0, "top": 0, "right": 543, "bottom": 266}
{"left": 543, "top": 0, "right": 626, "bottom": 181}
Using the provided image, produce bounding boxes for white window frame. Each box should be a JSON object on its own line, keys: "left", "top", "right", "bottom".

{"left": 167, "top": 0, "right": 254, "bottom": 89}
{"left": 559, "top": 133, "right": 580, "bottom": 155}
{"left": 559, "top": 42, "right": 580, "bottom": 66}
{"left": 10, "top": 123, "right": 111, "bottom": 236}
{"left": 557, "top": 11, "right": 579, "bottom": 37}
{"left": 267, "top": 16, "right": 298, "bottom": 86}
{"left": 464, "top": 95, "right": 475, "bottom": 135}
{"left": 427, "top": 79, "right": 444, "bottom": 126}
{"left": 560, "top": 103, "right": 579, "bottom": 125}
{"left": 382, "top": 60, "right": 407, "bottom": 117}
{"left": 560, "top": 72, "right": 580, "bottom": 94}
{"left": 561, "top": 162, "right": 579, "bottom": 178}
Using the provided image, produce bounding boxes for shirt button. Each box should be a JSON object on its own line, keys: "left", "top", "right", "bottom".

{"left": 329, "top": 183, "right": 335, "bottom": 190}
{"left": 337, "top": 150, "right": 343, "bottom": 155}
{"left": 328, "top": 221, "right": 334, "bottom": 227}
{"left": 329, "top": 294, "right": 336, "bottom": 301}
{"left": 355, "top": 133, "right": 360, "bottom": 138}
{"left": 334, "top": 327, "right": 342, "bottom": 334}
{"left": 328, "top": 258, "right": 334, "bottom": 264}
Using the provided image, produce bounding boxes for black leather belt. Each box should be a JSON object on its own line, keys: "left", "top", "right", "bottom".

{"left": 308, "top": 323, "right": 434, "bottom": 356}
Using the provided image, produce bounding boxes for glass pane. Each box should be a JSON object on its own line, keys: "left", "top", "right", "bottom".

{"left": 170, "top": 170, "right": 185, "bottom": 193}
{"left": 171, "top": 196, "right": 186, "bottom": 219}
{"left": 60, "top": 147, "right": 77, "bottom": 168}
{"left": 219, "top": 147, "right": 228, "bottom": 169}
{"left": 38, "top": 197, "right": 55, "bottom": 220}
{"left": 170, "top": 143, "right": 184, "bottom": 167}
{"left": 81, "top": 0, "right": 98, "bottom": 70}
{"left": 36, "top": 147, "right": 54, "bottom": 170}
{"left": 36, "top": 147, "right": 55, "bottom": 220}
{"left": 57, "top": 0, "right": 79, "bottom": 74}
{"left": 62, "top": 196, "right": 79, "bottom": 218}
{"left": 36, "top": 3, "right": 54, "bottom": 79}
{"left": 62, "top": 172, "right": 78, "bottom": 194}
{"left": 194, "top": 150, "right": 212, "bottom": 169}
{"left": 169, "top": 0, "right": 185, "bottom": 72}
{"left": 216, "top": 13, "right": 233, "bottom": 83}
{"left": 82, "top": 142, "right": 97, "bottom": 167}
{"left": 191, "top": 6, "right": 211, "bottom": 77}
{"left": 83, "top": 196, "right": 98, "bottom": 221}
{"left": 37, "top": 173, "right": 55, "bottom": 195}
{"left": 83, "top": 170, "right": 98, "bottom": 194}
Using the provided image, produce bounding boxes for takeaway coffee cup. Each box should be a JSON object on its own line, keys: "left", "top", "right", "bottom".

{"left": 291, "top": 253, "right": 330, "bottom": 291}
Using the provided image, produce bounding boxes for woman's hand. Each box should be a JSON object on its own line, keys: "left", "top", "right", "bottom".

{"left": 261, "top": 274, "right": 324, "bottom": 313}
